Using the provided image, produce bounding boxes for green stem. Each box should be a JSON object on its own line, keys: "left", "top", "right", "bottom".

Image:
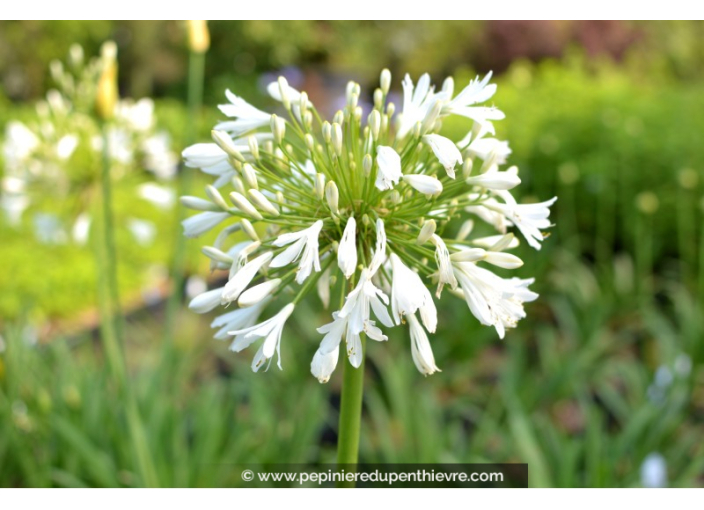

{"left": 98, "top": 126, "right": 159, "bottom": 487}
{"left": 336, "top": 334, "right": 366, "bottom": 488}
{"left": 162, "top": 49, "right": 205, "bottom": 346}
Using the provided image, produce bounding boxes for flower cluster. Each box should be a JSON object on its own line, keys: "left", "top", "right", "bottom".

{"left": 1, "top": 42, "right": 177, "bottom": 243}
{"left": 183, "top": 69, "right": 555, "bottom": 382}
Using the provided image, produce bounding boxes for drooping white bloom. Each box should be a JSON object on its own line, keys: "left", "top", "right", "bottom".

{"left": 423, "top": 134, "right": 463, "bottom": 178}
{"left": 465, "top": 165, "right": 521, "bottom": 191}
{"left": 188, "top": 286, "right": 226, "bottom": 314}
{"left": 182, "top": 211, "right": 229, "bottom": 238}
{"left": 311, "top": 341, "right": 340, "bottom": 383}
{"left": 238, "top": 278, "right": 281, "bottom": 307}
{"left": 229, "top": 303, "right": 295, "bottom": 371}
{"left": 270, "top": 220, "right": 323, "bottom": 283}
{"left": 403, "top": 174, "right": 443, "bottom": 196}
{"left": 407, "top": 313, "right": 440, "bottom": 376}
{"left": 338, "top": 216, "right": 358, "bottom": 279}
{"left": 216, "top": 89, "right": 272, "bottom": 136}
{"left": 431, "top": 234, "right": 457, "bottom": 297}
{"left": 486, "top": 191, "right": 557, "bottom": 250}
{"left": 375, "top": 146, "right": 402, "bottom": 191}
{"left": 211, "top": 299, "right": 269, "bottom": 340}
{"left": 453, "top": 261, "right": 538, "bottom": 339}
{"left": 221, "top": 251, "right": 273, "bottom": 303}
{"left": 390, "top": 253, "right": 437, "bottom": 332}
{"left": 465, "top": 136, "right": 512, "bottom": 164}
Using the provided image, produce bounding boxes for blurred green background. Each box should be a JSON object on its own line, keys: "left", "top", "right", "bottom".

{"left": 1, "top": 20, "right": 703, "bottom": 488}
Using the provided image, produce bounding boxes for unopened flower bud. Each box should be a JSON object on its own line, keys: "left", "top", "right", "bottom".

{"left": 322, "top": 121, "right": 332, "bottom": 143}
{"left": 331, "top": 122, "right": 343, "bottom": 156}
{"left": 373, "top": 89, "right": 384, "bottom": 109}
{"left": 238, "top": 279, "right": 281, "bottom": 307}
{"left": 456, "top": 220, "right": 474, "bottom": 241}
{"left": 304, "top": 133, "right": 315, "bottom": 152}
{"left": 202, "top": 246, "right": 234, "bottom": 265}
{"left": 229, "top": 191, "right": 263, "bottom": 220}
{"left": 240, "top": 218, "right": 259, "bottom": 241}
{"left": 333, "top": 110, "right": 344, "bottom": 126}
{"left": 442, "top": 76, "right": 454, "bottom": 97}
{"left": 212, "top": 130, "right": 244, "bottom": 160}
{"left": 95, "top": 41, "right": 118, "bottom": 120}
{"left": 180, "top": 196, "right": 220, "bottom": 211}
{"left": 363, "top": 154, "right": 373, "bottom": 176}
{"left": 231, "top": 176, "right": 246, "bottom": 196}
{"left": 462, "top": 158, "right": 474, "bottom": 178}
{"left": 205, "top": 184, "right": 229, "bottom": 210}
{"left": 368, "top": 110, "right": 381, "bottom": 141}
{"left": 315, "top": 173, "right": 326, "bottom": 199}
{"left": 187, "top": 20, "right": 210, "bottom": 53}
{"left": 241, "top": 163, "right": 259, "bottom": 190}
{"left": 278, "top": 76, "right": 291, "bottom": 110}
{"left": 248, "top": 189, "right": 280, "bottom": 216}
{"left": 380, "top": 69, "right": 391, "bottom": 94}
{"left": 248, "top": 136, "right": 260, "bottom": 160}
{"left": 270, "top": 114, "right": 285, "bottom": 144}
{"left": 386, "top": 102, "right": 395, "bottom": 117}
{"left": 325, "top": 180, "right": 339, "bottom": 214}
{"left": 421, "top": 100, "right": 442, "bottom": 134}
{"left": 416, "top": 219, "right": 436, "bottom": 245}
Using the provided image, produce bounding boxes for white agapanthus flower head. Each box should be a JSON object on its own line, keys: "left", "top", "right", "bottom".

{"left": 183, "top": 69, "right": 556, "bottom": 382}
{"left": 0, "top": 42, "right": 178, "bottom": 235}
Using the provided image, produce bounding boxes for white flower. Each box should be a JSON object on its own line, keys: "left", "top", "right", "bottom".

{"left": 403, "top": 174, "right": 443, "bottom": 196}
{"left": 486, "top": 191, "right": 557, "bottom": 250}
{"left": 215, "top": 89, "right": 271, "bottom": 136}
{"left": 375, "top": 146, "right": 402, "bottom": 191}
{"left": 338, "top": 216, "right": 358, "bottom": 279}
{"left": 431, "top": 234, "right": 457, "bottom": 297}
{"left": 407, "top": 313, "right": 440, "bottom": 376}
{"left": 229, "top": 303, "right": 295, "bottom": 371}
{"left": 444, "top": 72, "right": 505, "bottom": 127}
{"left": 182, "top": 211, "right": 229, "bottom": 238}
{"left": 311, "top": 341, "right": 340, "bottom": 383}
{"left": 188, "top": 286, "right": 226, "bottom": 314}
{"left": 397, "top": 73, "right": 443, "bottom": 138}
{"left": 211, "top": 299, "right": 269, "bottom": 340}
{"left": 640, "top": 453, "right": 667, "bottom": 488}
{"left": 221, "top": 251, "right": 273, "bottom": 303}
{"left": 139, "top": 183, "right": 175, "bottom": 209}
{"left": 390, "top": 253, "right": 437, "bottom": 332}
{"left": 423, "top": 134, "right": 462, "bottom": 178}
{"left": 453, "top": 261, "right": 538, "bottom": 339}
{"left": 270, "top": 220, "right": 323, "bottom": 283}
{"left": 465, "top": 165, "right": 521, "bottom": 190}
{"left": 266, "top": 79, "right": 302, "bottom": 104}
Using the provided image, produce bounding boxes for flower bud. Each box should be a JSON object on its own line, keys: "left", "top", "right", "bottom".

{"left": 373, "top": 88, "right": 384, "bottom": 109}
{"left": 212, "top": 130, "right": 244, "bottom": 160}
{"left": 248, "top": 135, "right": 260, "bottom": 160}
{"left": 202, "top": 246, "right": 234, "bottom": 265}
{"left": 180, "top": 196, "right": 220, "bottom": 211}
{"left": 248, "top": 189, "right": 280, "bottom": 216}
{"left": 462, "top": 158, "right": 474, "bottom": 178}
{"left": 270, "top": 114, "right": 285, "bottom": 145}
{"left": 241, "top": 163, "right": 259, "bottom": 190}
{"left": 95, "top": 41, "right": 118, "bottom": 121}
{"left": 322, "top": 121, "right": 332, "bottom": 143}
{"left": 442, "top": 76, "right": 454, "bottom": 97}
{"left": 325, "top": 180, "right": 339, "bottom": 214}
{"left": 187, "top": 20, "right": 210, "bottom": 53}
{"left": 205, "top": 184, "right": 229, "bottom": 210}
{"left": 456, "top": 220, "right": 474, "bottom": 241}
{"left": 333, "top": 110, "right": 344, "bottom": 126}
{"left": 331, "top": 122, "right": 343, "bottom": 156}
{"left": 368, "top": 110, "right": 381, "bottom": 141}
{"left": 363, "top": 154, "right": 373, "bottom": 176}
{"left": 229, "top": 191, "right": 263, "bottom": 220}
{"left": 386, "top": 102, "right": 395, "bottom": 117}
{"left": 278, "top": 76, "right": 291, "bottom": 110}
{"left": 416, "top": 219, "right": 436, "bottom": 245}
{"left": 380, "top": 68, "right": 391, "bottom": 94}
{"left": 238, "top": 279, "right": 281, "bottom": 307}
{"left": 315, "top": 173, "right": 326, "bottom": 200}
{"left": 304, "top": 133, "right": 315, "bottom": 152}
{"left": 240, "top": 218, "right": 259, "bottom": 241}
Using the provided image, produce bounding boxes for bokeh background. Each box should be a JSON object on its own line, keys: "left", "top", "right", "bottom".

{"left": 1, "top": 20, "right": 703, "bottom": 488}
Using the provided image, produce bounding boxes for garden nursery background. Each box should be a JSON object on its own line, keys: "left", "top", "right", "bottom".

{"left": 1, "top": 20, "right": 703, "bottom": 488}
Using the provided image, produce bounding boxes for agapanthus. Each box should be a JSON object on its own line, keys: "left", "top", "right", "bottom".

{"left": 0, "top": 42, "right": 177, "bottom": 243}
{"left": 183, "top": 70, "right": 555, "bottom": 382}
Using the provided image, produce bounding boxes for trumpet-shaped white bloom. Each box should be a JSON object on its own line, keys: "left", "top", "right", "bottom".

{"left": 431, "top": 234, "right": 457, "bottom": 297}
{"left": 403, "top": 174, "right": 443, "bottom": 195}
{"left": 216, "top": 89, "right": 272, "bottom": 136}
{"left": 390, "top": 253, "right": 437, "bottom": 332}
{"left": 182, "top": 211, "right": 229, "bottom": 238}
{"left": 311, "top": 340, "right": 340, "bottom": 383}
{"left": 423, "top": 134, "right": 463, "bottom": 178}
{"left": 408, "top": 313, "right": 440, "bottom": 376}
{"left": 486, "top": 191, "right": 557, "bottom": 250}
{"left": 375, "top": 146, "right": 402, "bottom": 190}
{"left": 338, "top": 217, "right": 358, "bottom": 278}
{"left": 270, "top": 220, "right": 323, "bottom": 283}
{"left": 211, "top": 299, "right": 269, "bottom": 340}
{"left": 229, "top": 303, "right": 295, "bottom": 371}
{"left": 221, "top": 251, "right": 273, "bottom": 303}
{"left": 453, "top": 261, "right": 538, "bottom": 339}
{"left": 397, "top": 73, "right": 445, "bottom": 139}
{"left": 465, "top": 165, "right": 521, "bottom": 190}
{"left": 444, "top": 72, "right": 505, "bottom": 127}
